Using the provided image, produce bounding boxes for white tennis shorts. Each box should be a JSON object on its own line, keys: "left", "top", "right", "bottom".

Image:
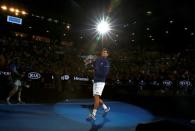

{"left": 14, "top": 80, "right": 22, "bottom": 87}
{"left": 93, "top": 82, "right": 105, "bottom": 96}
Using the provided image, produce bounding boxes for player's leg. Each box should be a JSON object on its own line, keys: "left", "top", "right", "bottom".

{"left": 87, "top": 82, "right": 102, "bottom": 120}
{"left": 87, "top": 82, "right": 108, "bottom": 120}
{"left": 99, "top": 98, "right": 110, "bottom": 112}
{"left": 93, "top": 95, "right": 100, "bottom": 114}
{"left": 88, "top": 95, "right": 99, "bottom": 120}
{"left": 17, "top": 88, "right": 24, "bottom": 104}
{"left": 98, "top": 82, "right": 110, "bottom": 112}
{"left": 6, "top": 86, "right": 18, "bottom": 104}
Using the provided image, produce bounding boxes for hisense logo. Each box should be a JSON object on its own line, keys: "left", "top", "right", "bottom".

{"left": 74, "top": 76, "right": 89, "bottom": 81}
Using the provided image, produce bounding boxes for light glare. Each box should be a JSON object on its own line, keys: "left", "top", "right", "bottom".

{"left": 97, "top": 20, "right": 110, "bottom": 35}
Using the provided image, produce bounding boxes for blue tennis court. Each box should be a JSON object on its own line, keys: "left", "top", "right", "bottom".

{"left": 0, "top": 100, "right": 156, "bottom": 131}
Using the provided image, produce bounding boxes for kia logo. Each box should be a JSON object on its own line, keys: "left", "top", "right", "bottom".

{"left": 28, "top": 72, "right": 41, "bottom": 79}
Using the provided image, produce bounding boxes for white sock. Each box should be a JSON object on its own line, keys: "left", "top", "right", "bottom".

{"left": 92, "top": 109, "right": 97, "bottom": 116}
{"left": 18, "top": 98, "right": 21, "bottom": 102}
{"left": 102, "top": 103, "right": 108, "bottom": 110}
{"left": 7, "top": 97, "right": 10, "bottom": 101}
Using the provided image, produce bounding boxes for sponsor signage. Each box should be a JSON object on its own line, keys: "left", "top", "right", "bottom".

{"left": 0, "top": 71, "right": 11, "bottom": 76}
{"left": 73, "top": 76, "right": 89, "bottom": 81}
{"left": 28, "top": 72, "right": 41, "bottom": 79}
{"left": 61, "top": 75, "right": 70, "bottom": 80}
{"left": 7, "top": 15, "right": 22, "bottom": 25}
{"left": 60, "top": 74, "right": 89, "bottom": 81}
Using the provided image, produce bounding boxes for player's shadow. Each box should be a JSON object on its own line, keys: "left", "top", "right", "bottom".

{"left": 81, "top": 104, "right": 110, "bottom": 131}
{"left": 89, "top": 117, "right": 110, "bottom": 131}
{"left": 81, "top": 104, "right": 93, "bottom": 110}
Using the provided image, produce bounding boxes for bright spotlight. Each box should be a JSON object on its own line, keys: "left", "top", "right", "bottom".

{"left": 66, "top": 25, "right": 70, "bottom": 29}
{"left": 21, "top": 11, "right": 27, "bottom": 15}
{"left": 87, "top": 15, "right": 115, "bottom": 43}
{"left": 96, "top": 20, "right": 110, "bottom": 35}
{"left": 1, "top": 5, "right": 7, "bottom": 10}
{"left": 15, "top": 9, "right": 19, "bottom": 13}
{"left": 9, "top": 7, "right": 15, "bottom": 12}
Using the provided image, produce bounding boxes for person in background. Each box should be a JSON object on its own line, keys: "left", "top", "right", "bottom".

{"left": 6, "top": 59, "right": 29, "bottom": 104}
